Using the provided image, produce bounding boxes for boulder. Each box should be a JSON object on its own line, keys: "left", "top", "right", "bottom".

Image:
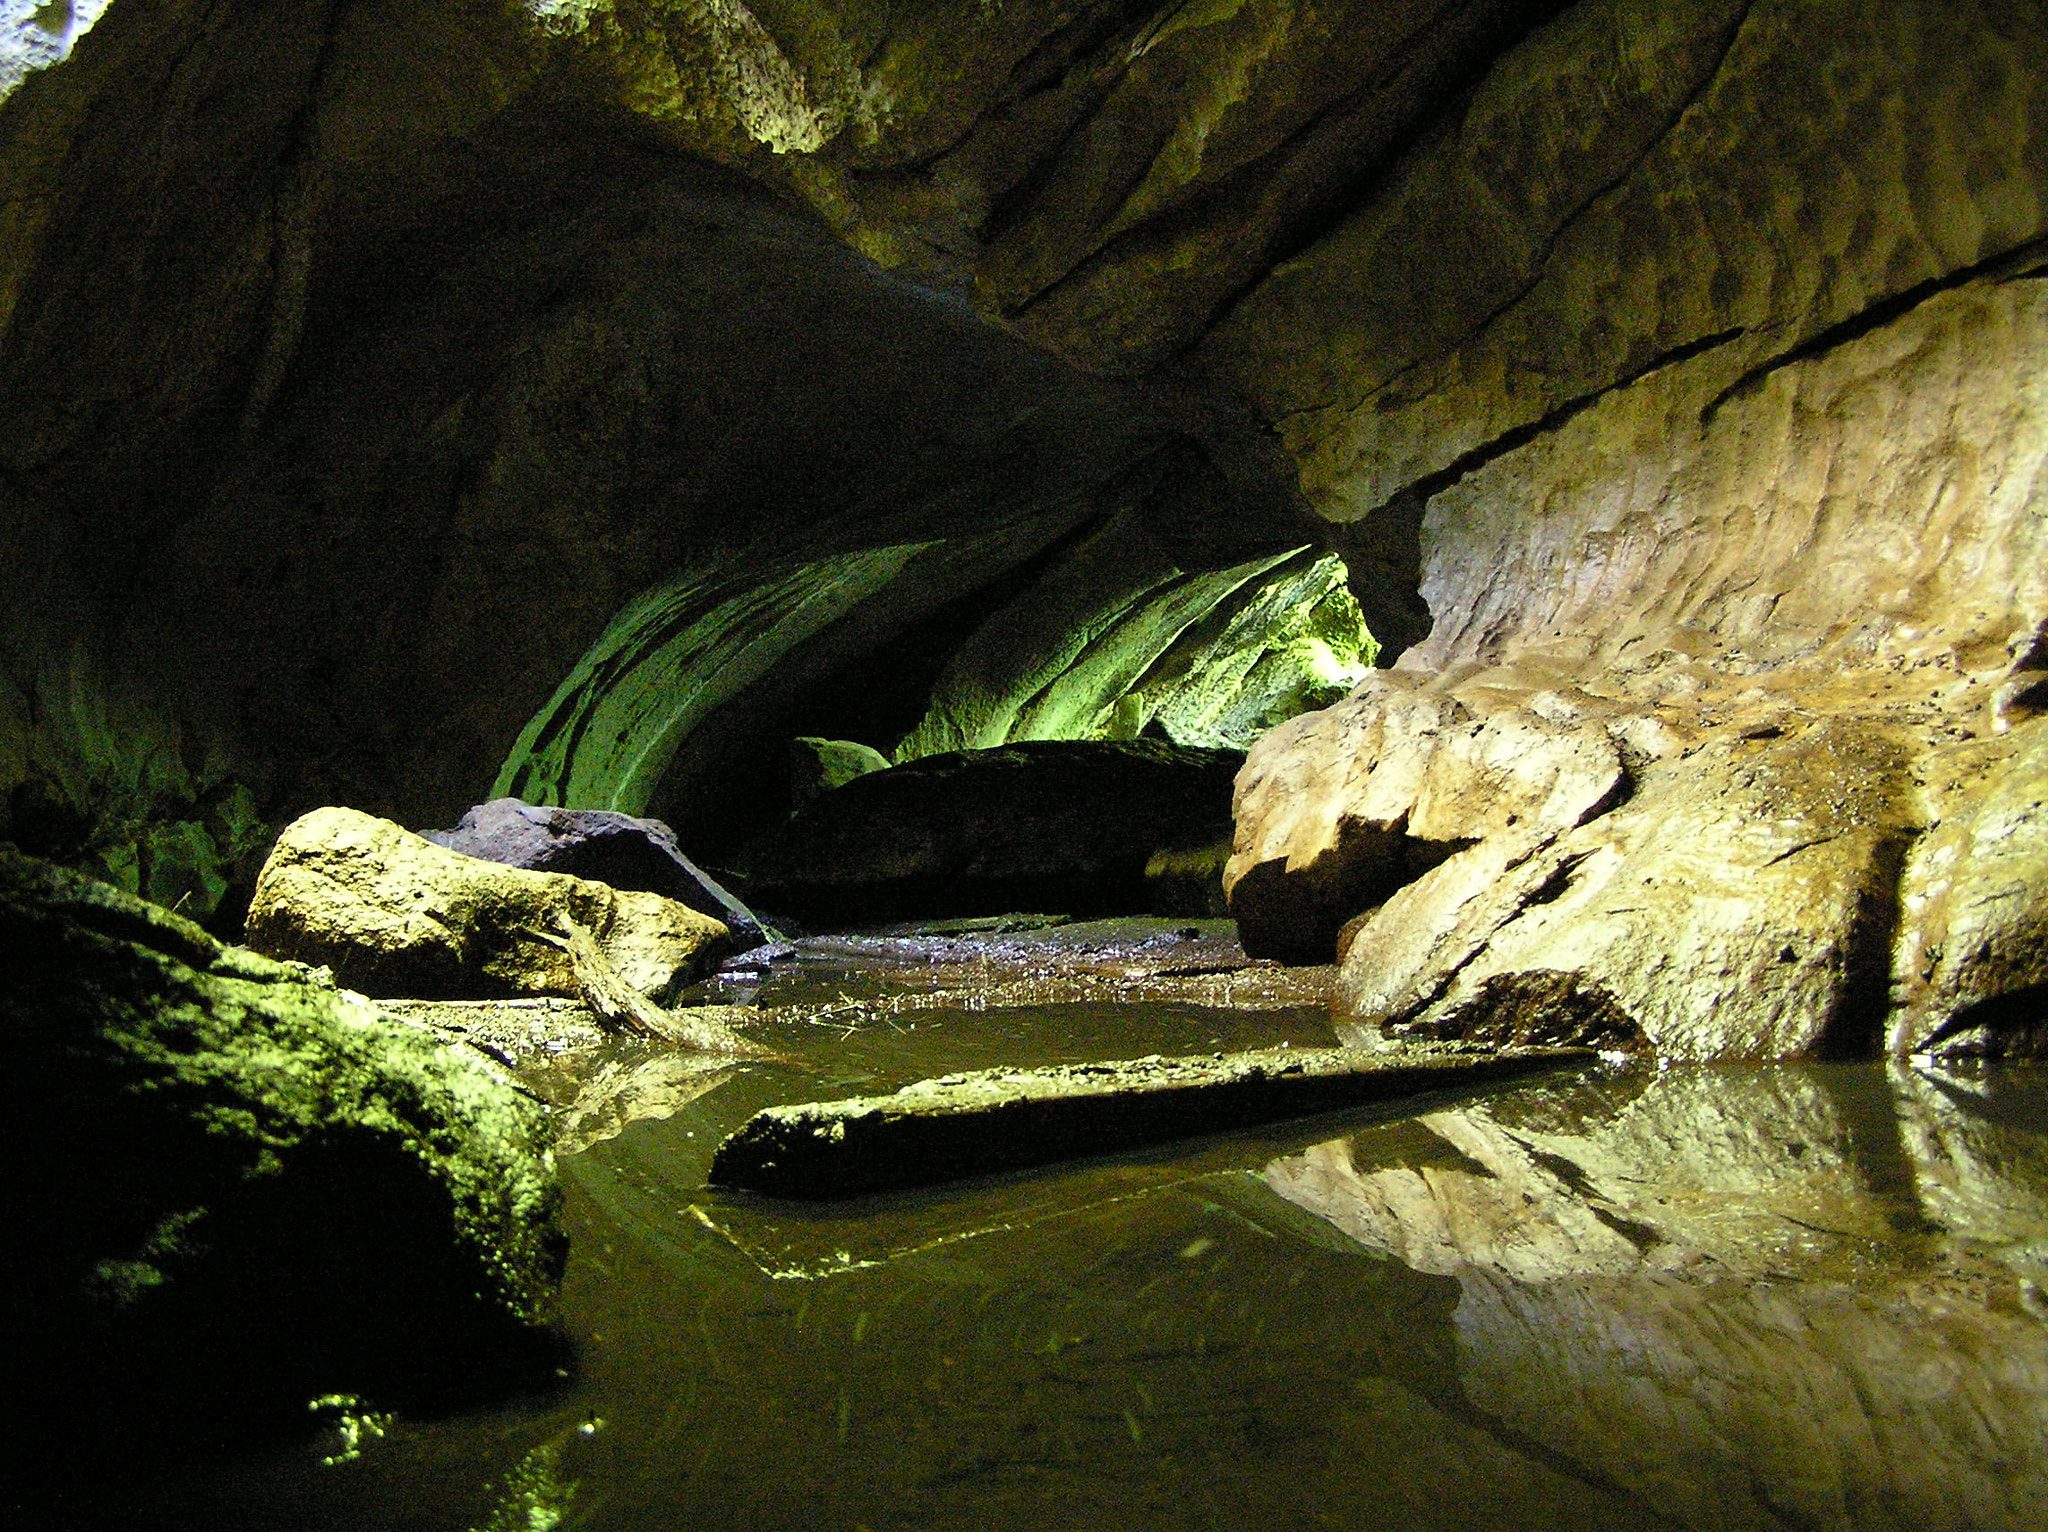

{"left": 3, "top": 848, "right": 565, "bottom": 1474}
{"left": 788, "top": 737, "right": 891, "bottom": 810}
{"left": 740, "top": 740, "right": 1243, "bottom": 923}
{"left": 247, "top": 807, "right": 730, "bottom": 1001}
{"left": 1226, "top": 674, "right": 1626, "bottom": 963}
{"left": 425, "top": 797, "right": 773, "bottom": 948}
{"left": 1335, "top": 717, "right": 1918, "bottom": 1061}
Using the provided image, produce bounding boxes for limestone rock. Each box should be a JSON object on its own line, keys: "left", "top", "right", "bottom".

{"left": 895, "top": 533, "right": 1374, "bottom": 763}
{"left": 3, "top": 847, "right": 564, "bottom": 1462}
{"left": 425, "top": 796, "right": 771, "bottom": 949}
{"left": 247, "top": 806, "right": 730, "bottom": 1001}
{"left": 1889, "top": 722, "right": 2048, "bottom": 1057}
{"left": 789, "top": 737, "right": 890, "bottom": 809}
{"left": 712, "top": 1045, "right": 1592, "bottom": 1199}
{"left": 1337, "top": 717, "right": 1916, "bottom": 1061}
{"left": 1226, "top": 673, "right": 1625, "bottom": 963}
{"left": 741, "top": 739, "right": 1243, "bottom": 923}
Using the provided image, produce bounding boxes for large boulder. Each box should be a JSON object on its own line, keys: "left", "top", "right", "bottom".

{"left": 247, "top": 806, "right": 731, "bottom": 1000}
{"left": 425, "top": 797, "right": 773, "bottom": 949}
{"left": 741, "top": 739, "right": 1244, "bottom": 923}
{"left": 1225, "top": 673, "right": 1627, "bottom": 963}
{"left": 3, "top": 848, "right": 565, "bottom": 1478}
{"left": 1333, "top": 717, "right": 1917, "bottom": 1061}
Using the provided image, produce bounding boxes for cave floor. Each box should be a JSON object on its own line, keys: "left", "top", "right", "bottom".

{"left": 67, "top": 924, "right": 2048, "bottom": 1532}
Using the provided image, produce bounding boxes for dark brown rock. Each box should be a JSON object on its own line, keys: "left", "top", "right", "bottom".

{"left": 426, "top": 797, "right": 773, "bottom": 948}
{"left": 740, "top": 739, "right": 1244, "bottom": 923}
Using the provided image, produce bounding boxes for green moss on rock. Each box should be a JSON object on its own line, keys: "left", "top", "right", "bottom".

{"left": 4, "top": 848, "right": 566, "bottom": 1471}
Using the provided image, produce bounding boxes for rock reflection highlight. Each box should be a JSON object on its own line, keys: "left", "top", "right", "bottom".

{"left": 1262, "top": 1064, "right": 2048, "bottom": 1532}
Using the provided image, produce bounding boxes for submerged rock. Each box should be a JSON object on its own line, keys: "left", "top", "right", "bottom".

{"left": 248, "top": 806, "right": 731, "bottom": 1001}
{"left": 2, "top": 848, "right": 565, "bottom": 1467}
{"left": 712, "top": 1044, "right": 1594, "bottom": 1198}
{"left": 426, "top": 796, "right": 773, "bottom": 949}
{"left": 739, "top": 739, "right": 1242, "bottom": 923}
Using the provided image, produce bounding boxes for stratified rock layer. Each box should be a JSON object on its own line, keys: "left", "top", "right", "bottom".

{"left": 248, "top": 806, "right": 731, "bottom": 1000}
{"left": 1214, "top": 1, "right": 2047, "bottom": 1058}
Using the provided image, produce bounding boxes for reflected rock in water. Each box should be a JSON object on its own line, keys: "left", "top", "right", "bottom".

{"left": 1262, "top": 1065, "right": 2048, "bottom": 1532}
{"left": 1893, "top": 1062, "right": 2048, "bottom": 1313}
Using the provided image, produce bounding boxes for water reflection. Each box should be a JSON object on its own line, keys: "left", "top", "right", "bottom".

{"left": 1262, "top": 1064, "right": 2048, "bottom": 1532}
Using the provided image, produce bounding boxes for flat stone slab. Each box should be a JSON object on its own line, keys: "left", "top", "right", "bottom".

{"left": 710, "top": 1045, "right": 1596, "bottom": 1198}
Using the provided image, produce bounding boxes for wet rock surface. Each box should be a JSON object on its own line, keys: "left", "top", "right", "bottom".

{"left": 1233, "top": 679, "right": 2044, "bottom": 1059}
{"left": 741, "top": 740, "right": 1244, "bottom": 923}
{"left": 247, "top": 806, "right": 732, "bottom": 1001}
{"left": 1226, "top": 671, "right": 1626, "bottom": 963}
{"left": 713, "top": 1044, "right": 1595, "bottom": 1198}
{"left": 3, "top": 849, "right": 565, "bottom": 1483}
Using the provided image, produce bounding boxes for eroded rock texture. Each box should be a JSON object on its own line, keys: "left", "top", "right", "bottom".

{"left": 2, "top": 0, "right": 2043, "bottom": 1053}
{"left": 1213, "top": 0, "right": 2048, "bottom": 1057}
{"left": 248, "top": 805, "right": 732, "bottom": 999}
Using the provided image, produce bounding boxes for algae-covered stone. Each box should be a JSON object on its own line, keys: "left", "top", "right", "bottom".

{"left": 248, "top": 806, "right": 731, "bottom": 1000}
{"left": 3, "top": 847, "right": 565, "bottom": 1462}
{"left": 790, "top": 736, "right": 891, "bottom": 808}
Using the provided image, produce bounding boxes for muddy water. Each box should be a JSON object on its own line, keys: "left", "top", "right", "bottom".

{"left": 100, "top": 928, "right": 2048, "bottom": 1532}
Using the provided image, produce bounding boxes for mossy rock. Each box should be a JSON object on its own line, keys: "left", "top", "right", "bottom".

{"left": 2, "top": 849, "right": 567, "bottom": 1485}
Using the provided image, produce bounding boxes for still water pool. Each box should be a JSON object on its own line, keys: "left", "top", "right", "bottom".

{"left": 85, "top": 932, "right": 2048, "bottom": 1531}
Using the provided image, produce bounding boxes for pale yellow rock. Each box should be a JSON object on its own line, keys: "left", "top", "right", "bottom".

{"left": 1225, "top": 672, "right": 1623, "bottom": 962}
{"left": 1336, "top": 717, "right": 1919, "bottom": 1060}
{"left": 246, "top": 806, "right": 730, "bottom": 1000}
{"left": 1889, "top": 721, "right": 2048, "bottom": 1056}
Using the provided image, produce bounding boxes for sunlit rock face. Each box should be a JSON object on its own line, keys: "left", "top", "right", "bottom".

{"left": 1262, "top": 1065, "right": 2048, "bottom": 1532}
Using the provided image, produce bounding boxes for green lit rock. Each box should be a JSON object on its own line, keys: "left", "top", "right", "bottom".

{"left": 898, "top": 534, "right": 1375, "bottom": 762}
{"left": 3, "top": 847, "right": 566, "bottom": 1465}
{"left": 790, "top": 735, "right": 891, "bottom": 808}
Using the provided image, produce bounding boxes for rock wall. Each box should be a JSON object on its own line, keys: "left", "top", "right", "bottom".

{"left": 1213, "top": 0, "right": 2048, "bottom": 1056}
{"left": 2, "top": 0, "right": 2042, "bottom": 1040}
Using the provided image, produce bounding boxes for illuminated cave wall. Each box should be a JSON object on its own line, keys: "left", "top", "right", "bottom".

{"left": 1, "top": 0, "right": 2042, "bottom": 940}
